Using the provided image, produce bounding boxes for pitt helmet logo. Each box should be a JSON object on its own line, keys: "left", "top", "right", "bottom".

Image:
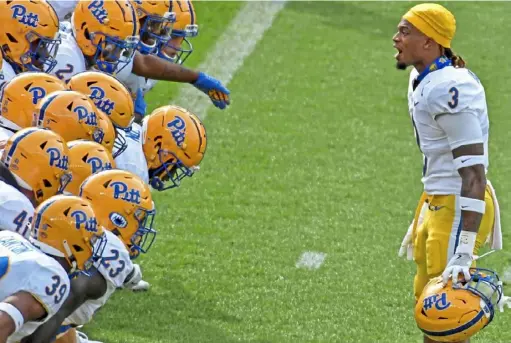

{"left": 87, "top": 156, "right": 112, "bottom": 174}
{"left": 167, "top": 116, "right": 185, "bottom": 147}
{"left": 71, "top": 210, "right": 98, "bottom": 233}
{"left": 88, "top": 0, "right": 108, "bottom": 24}
{"left": 74, "top": 106, "right": 98, "bottom": 126}
{"left": 89, "top": 86, "right": 115, "bottom": 115}
{"left": 47, "top": 147, "right": 69, "bottom": 170}
{"left": 29, "top": 87, "right": 46, "bottom": 105}
{"left": 423, "top": 292, "right": 451, "bottom": 311}
{"left": 110, "top": 181, "right": 141, "bottom": 204}
{"left": 11, "top": 5, "right": 39, "bottom": 28}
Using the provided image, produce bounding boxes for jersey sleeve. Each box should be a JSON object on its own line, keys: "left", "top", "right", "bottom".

{"left": 23, "top": 258, "right": 70, "bottom": 320}
{"left": 95, "top": 231, "right": 134, "bottom": 288}
{"left": 0, "top": 185, "right": 35, "bottom": 239}
{"left": 426, "top": 78, "right": 485, "bottom": 118}
{"left": 47, "top": 0, "right": 78, "bottom": 21}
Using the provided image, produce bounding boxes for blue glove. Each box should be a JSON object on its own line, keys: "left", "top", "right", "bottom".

{"left": 192, "top": 72, "right": 231, "bottom": 109}
{"left": 135, "top": 88, "right": 147, "bottom": 116}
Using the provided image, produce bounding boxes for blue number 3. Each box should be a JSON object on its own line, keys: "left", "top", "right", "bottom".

{"left": 101, "top": 249, "right": 126, "bottom": 278}
{"left": 45, "top": 275, "right": 68, "bottom": 304}
{"left": 448, "top": 87, "right": 459, "bottom": 109}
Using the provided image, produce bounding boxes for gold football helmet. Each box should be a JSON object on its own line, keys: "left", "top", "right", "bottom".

{"left": 132, "top": 0, "right": 175, "bottom": 54}
{"left": 67, "top": 71, "right": 134, "bottom": 156}
{"left": 35, "top": 90, "right": 105, "bottom": 144}
{"left": 142, "top": 105, "right": 206, "bottom": 191}
{"left": 66, "top": 140, "right": 115, "bottom": 196}
{"left": 0, "top": 0, "right": 60, "bottom": 72}
{"left": 157, "top": 0, "right": 197, "bottom": 64}
{"left": 0, "top": 72, "right": 68, "bottom": 131}
{"left": 72, "top": 0, "right": 139, "bottom": 73}
{"left": 415, "top": 268, "right": 502, "bottom": 342}
{"left": 30, "top": 195, "right": 106, "bottom": 276}
{"left": 80, "top": 169, "right": 156, "bottom": 258}
{"left": 96, "top": 110, "right": 116, "bottom": 152}
{"left": 1, "top": 128, "right": 72, "bottom": 204}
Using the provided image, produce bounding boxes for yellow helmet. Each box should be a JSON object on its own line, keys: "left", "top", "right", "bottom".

{"left": 142, "top": 105, "right": 206, "bottom": 191}
{"left": 67, "top": 71, "right": 135, "bottom": 130}
{"left": 415, "top": 268, "right": 502, "bottom": 342}
{"left": 66, "top": 140, "right": 115, "bottom": 196}
{"left": 157, "top": 0, "right": 197, "bottom": 64}
{"left": 79, "top": 169, "right": 156, "bottom": 258}
{"left": 0, "top": 0, "right": 61, "bottom": 72}
{"left": 30, "top": 194, "right": 106, "bottom": 277}
{"left": 96, "top": 110, "right": 116, "bottom": 153}
{"left": 131, "top": 0, "right": 175, "bottom": 55}
{"left": 1, "top": 128, "right": 72, "bottom": 204}
{"left": 72, "top": 0, "right": 140, "bottom": 73}
{"left": 35, "top": 90, "right": 105, "bottom": 144}
{"left": 0, "top": 72, "right": 68, "bottom": 131}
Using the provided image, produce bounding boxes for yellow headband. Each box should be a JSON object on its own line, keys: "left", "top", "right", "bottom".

{"left": 403, "top": 3, "right": 456, "bottom": 48}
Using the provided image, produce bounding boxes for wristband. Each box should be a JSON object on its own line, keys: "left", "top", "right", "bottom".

{"left": 455, "top": 230, "right": 477, "bottom": 255}
{"left": 460, "top": 196, "right": 486, "bottom": 214}
{"left": 0, "top": 302, "right": 24, "bottom": 333}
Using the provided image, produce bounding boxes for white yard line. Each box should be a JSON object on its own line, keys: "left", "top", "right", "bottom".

{"left": 171, "top": 0, "right": 287, "bottom": 118}
{"left": 296, "top": 251, "right": 327, "bottom": 270}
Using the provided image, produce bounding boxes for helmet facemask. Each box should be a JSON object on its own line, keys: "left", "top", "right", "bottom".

{"left": 21, "top": 31, "right": 61, "bottom": 73}
{"left": 157, "top": 24, "right": 197, "bottom": 64}
{"left": 149, "top": 148, "right": 198, "bottom": 191}
{"left": 138, "top": 11, "right": 175, "bottom": 55}
{"left": 90, "top": 33, "right": 139, "bottom": 74}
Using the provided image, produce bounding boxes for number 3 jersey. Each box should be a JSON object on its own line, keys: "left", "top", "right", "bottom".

{"left": 407, "top": 66, "right": 489, "bottom": 195}
{"left": 64, "top": 230, "right": 133, "bottom": 326}
{"left": 0, "top": 231, "right": 70, "bottom": 343}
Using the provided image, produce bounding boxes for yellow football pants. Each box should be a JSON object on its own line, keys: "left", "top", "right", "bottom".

{"left": 413, "top": 186, "right": 494, "bottom": 300}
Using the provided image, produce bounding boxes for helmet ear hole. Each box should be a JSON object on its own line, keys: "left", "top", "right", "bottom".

{"left": 43, "top": 179, "right": 52, "bottom": 188}
{"left": 6, "top": 33, "right": 17, "bottom": 43}
{"left": 73, "top": 245, "right": 84, "bottom": 253}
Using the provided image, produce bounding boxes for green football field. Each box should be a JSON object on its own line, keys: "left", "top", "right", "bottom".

{"left": 85, "top": 2, "right": 511, "bottom": 342}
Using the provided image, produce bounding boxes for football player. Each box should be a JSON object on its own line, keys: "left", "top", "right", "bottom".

{"left": 34, "top": 90, "right": 115, "bottom": 150}
{"left": 0, "top": 128, "right": 72, "bottom": 239}
{"left": 52, "top": 0, "right": 230, "bottom": 110}
{"left": 0, "top": 0, "right": 60, "bottom": 81}
{"left": 128, "top": 0, "right": 200, "bottom": 123}
{"left": 393, "top": 3, "right": 502, "bottom": 342}
{"left": 0, "top": 72, "right": 68, "bottom": 141}
{"left": 25, "top": 169, "right": 155, "bottom": 343}
{"left": 67, "top": 71, "right": 135, "bottom": 157}
{"left": 0, "top": 194, "right": 106, "bottom": 343}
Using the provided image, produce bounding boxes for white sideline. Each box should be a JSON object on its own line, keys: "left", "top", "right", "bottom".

{"left": 296, "top": 251, "right": 327, "bottom": 270}
{"left": 170, "top": 0, "right": 287, "bottom": 119}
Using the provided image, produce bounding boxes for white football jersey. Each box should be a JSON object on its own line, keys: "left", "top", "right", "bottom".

{"left": 64, "top": 230, "right": 133, "bottom": 326}
{"left": 114, "top": 123, "right": 149, "bottom": 183}
{"left": 123, "top": 73, "right": 158, "bottom": 96}
{"left": 0, "top": 231, "right": 70, "bottom": 343}
{"left": 0, "top": 181, "right": 35, "bottom": 239}
{"left": 0, "top": 61, "right": 16, "bottom": 91}
{"left": 408, "top": 66, "right": 489, "bottom": 195}
{"left": 51, "top": 30, "right": 87, "bottom": 82}
{"left": 0, "top": 126, "right": 15, "bottom": 142}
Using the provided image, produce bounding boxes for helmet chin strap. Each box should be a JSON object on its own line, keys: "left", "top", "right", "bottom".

{"left": 63, "top": 240, "right": 78, "bottom": 272}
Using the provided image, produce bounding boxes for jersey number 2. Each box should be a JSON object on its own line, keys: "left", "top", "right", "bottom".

{"left": 448, "top": 87, "right": 459, "bottom": 109}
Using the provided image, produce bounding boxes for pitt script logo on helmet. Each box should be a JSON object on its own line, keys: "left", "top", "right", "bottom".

{"left": 0, "top": 72, "right": 67, "bottom": 131}
{"left": 415, "top": 268, "right": 503, "bottom": 342}
{"left": 0, "top": 0, "right": 60, "bottom": 73}
{"left": 30, "top": 195, "right": 107, "bottom": 277}
{"left": 110, "top": 181, "right": 141, "bottom": 204}
{"left": 89, "top": 86, "right": 115, "bottom": 115}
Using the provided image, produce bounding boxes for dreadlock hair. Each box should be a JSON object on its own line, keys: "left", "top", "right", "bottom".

{"left": 444, "top": 48, "right": 466, "bottom": 68}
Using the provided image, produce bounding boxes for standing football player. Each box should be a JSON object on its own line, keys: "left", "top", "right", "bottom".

{"left": 393, "top": 3, "right": 501, "bottom": 342}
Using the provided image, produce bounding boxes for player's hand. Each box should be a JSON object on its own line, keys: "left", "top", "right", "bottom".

{"left": 441, "top": 253, "right": 473, "bottom": 285}
{"left": 192, "top": 72, "right": 231, "bottom": 109}
{"left": 398, "top": 222, "right": 414, "bottom": 260}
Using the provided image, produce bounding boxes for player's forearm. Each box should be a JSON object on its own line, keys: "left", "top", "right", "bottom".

{"left": 459, "top": 165, "right": 486, "bottom": 233}
{"left": 132, "top": 53, "right": 199, "bottom": 83}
